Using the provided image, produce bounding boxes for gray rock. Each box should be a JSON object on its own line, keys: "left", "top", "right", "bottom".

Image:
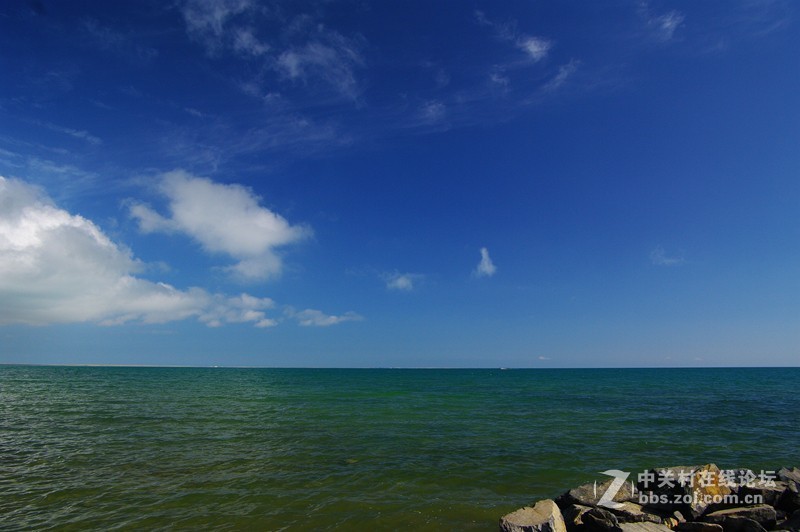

{"left": 557, "top": 478, "right": 637, "bottom": 508}
{"left": 778, "top": 481, "right": 800, "bottom": 513}
{"left": 716, "top": 516, "right": 766, "bottom": 532}
{"left": 739, "top": 481, "right": 788, "bottom": 507}
{"left": 582, "top": 507, "right": 623, "bottom": 532}
{"left": 563, "top": 504, "right": 593, "bottom": 531}
{"left": 618, "top": 523, "right": 672, "bottom": 532}
{"left": 501, "top": 499, "right": 569, "bottom": 532}
{"left": 775, "top": 509, "right": 800, "bottom": 532}
{"left": 608, "top": 502, "right": 663, "bottom": 524}
{"left": 674, "top": 523, "right": 723, "bottom": 532}
{"left": 703, "top": 505, "right": 777, "bottom": 529}
{"left": 637, "top": 464, "right": 732, "bottom": 518}
{"left": 778, "top": 469, "right": 800, "bottom": 485}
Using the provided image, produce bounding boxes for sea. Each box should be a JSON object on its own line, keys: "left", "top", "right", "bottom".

{"left": 1, "top": 366, "right": 798, "bottom": 530}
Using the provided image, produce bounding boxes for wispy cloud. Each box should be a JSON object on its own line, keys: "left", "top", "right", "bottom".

{"left": 475, "top": 10, "right": 553, "bottom": 62}
{"left": 36, "top": 121, "right": 102, "bottom": 146}
{"left": 129, "top": 170, "right": 311, "bottom": 281}
{"left": 475, "top": 247, "right": 497, "bottom": 278}
{"left": 638, "top": 3, "right": 685, "bottom": 42}
{"left": 181, "top": 0, "right": 256, "bottom": 55}
{"left": 286, "top": 308, "right": 363, "bottom": 327}
{"left": 180, "top": 1, "right": 365, "bottom": 100}
{"left": 517, "top": 36, "right": 552, "bottom": 62}
{"left": 82, "top": 19, "right": 158, "bottom": 63}
{"left": 650, "top": 245, "right": 685, "bottom": 266}
{"left": 275, "top": 30, "right": 365, "bottom": 100}
{"left": 541, "top": 60, "right": 581, "bottom": 93}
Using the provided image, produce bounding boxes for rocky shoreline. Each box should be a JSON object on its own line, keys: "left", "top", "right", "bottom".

{"left": 500, "top": 465, "right": 800, "bottom": 532}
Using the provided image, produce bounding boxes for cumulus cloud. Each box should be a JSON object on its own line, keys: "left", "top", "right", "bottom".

{"left": 384, "top": 272, "right": 422, "bottom": 291}
{"left": 0, "top": 176, "right": 275, "bottom": 327}
{"left": 286, "top": 308, "right": 363, "bottom": 327}
{"left": 650, "top": 245, "right": 684, "bottom": 266}
{"left": 475, "top": 247, "right": 497, "bottom": 278}
{"left": 129, "top": 170, "right": 310, "bottom": 281}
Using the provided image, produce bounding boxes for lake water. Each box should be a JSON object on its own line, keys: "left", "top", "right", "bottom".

{"left": 1, "top": 366, "right": 798, "bottom": 530}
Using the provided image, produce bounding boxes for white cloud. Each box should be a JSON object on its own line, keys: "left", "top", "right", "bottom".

{"left": 384, "top": 272, "right": 422, "bottom": 291}
{"left": 419, "top": 101, "right": 446, "bottom": 123}
{"left": 232, "top": 27, "right": 269, "bottom": 56}
{"left": 541, "top": 60, "right": 580, "bottom": 92}
{"left": 650, "top": 245, "right": 684, "bottom": 266}
{"left": 287, "top": 308, "right": 363, "bottom": 327}
{"left": 538, "top": 356, "right": 551, "bottom": 361}
{"left": 475, "top": 10, "right": 552, "bottom": 63}
{"left": 517, "top": 36, "right": 552, "bottom": 62}
{"left": 639, "top": 3, "right": 685, "bottom": 42}
{"left": 0, "top": 176, "right": 276, "bottom": 327}
{"left": 37, "top": 121, "right": 102, "bottom": 146}
{"left": 129, "top": 170, "right": 310, "bottom": 281}
{"left": 181, "top": 0, "right": 254, "bottom": 53}
{"left": 475, "top": 247, "right": 497, "bottom": 278}
{"left": 276, "top": 31, "right": 364, "bottom": 99}
{"left": 653, "top": 11, "right": 685, "bottom": 41}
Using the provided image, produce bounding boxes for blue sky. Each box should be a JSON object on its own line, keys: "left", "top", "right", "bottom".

{"left": 1, "top": 0, "right": 798, "bottom": 367}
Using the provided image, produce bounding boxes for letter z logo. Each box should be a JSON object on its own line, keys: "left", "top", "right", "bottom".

{"left": 597, "top": 469, "right": 630, "bottom": 509}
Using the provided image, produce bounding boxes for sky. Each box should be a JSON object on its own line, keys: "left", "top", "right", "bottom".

{"left": 0, "top": 0, "right": 798, "bottom": 368}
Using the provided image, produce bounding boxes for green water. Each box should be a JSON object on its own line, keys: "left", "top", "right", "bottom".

{"left": 1, "top": 366, "right": 798, "bottom": 530}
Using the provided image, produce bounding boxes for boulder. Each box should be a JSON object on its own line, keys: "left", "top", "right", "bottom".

{"left": 778, "top": 469, "right": 800, "bottom": 485}
{"left": 557, "top": 478, "right": 637, "bottom": 509}
{"left": 581, "top": 507, "right": 623, "bottom": 532}
{"left": 501, "top": 499, "right": 569, "bottom": 532}
{"left": 618, "top": 523, "right": 672, "bottom": 532}
{"left": 714, "top": 517, "right": 765, "bottom": 532}
{"left": 607, "top": 502, "right": 663, "bottom": 524}
{"left": 702, "top": 505, "right": 776, "bottom": 529}
{"left": 738, "top": 481, "right": 788, "bottom": 507}
{"left": 637, "top": 464, "right": 732, "bottom": 518}
{"left": 562, "top": 504, "right": 593, "bottom": 531}
{"left": 674, "top": 523, "right": 723, "bottom": 532}
{"left": 775, "top": 509, "right": 800, "bottom": 531}
{"left": 778, "top": 481, "right": 800, "bottom": 513}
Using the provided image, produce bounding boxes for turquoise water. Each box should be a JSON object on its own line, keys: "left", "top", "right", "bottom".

{"left": 1, "top": 366, "right": 798, "bottom": 530}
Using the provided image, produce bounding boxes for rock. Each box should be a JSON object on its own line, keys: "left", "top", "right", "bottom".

{"left": 637, "top": 464, "right": 732, "bottom": 518}
{"left": 778, "top": 469, "right": 800, "bottom": 485}
{"left": 778, "top": 481, "right": 800, "bottom": 513}
{"left": 618, "top": 523, "right": 672, "bottom": 532}
{"left": 674, "top": 523, "right": 723, "bottom": 532}
{"left": 715, "top": 517, "right": 766, "bottom": 532}
{"left": 738, "top": 481, "right": 788, "bottom": 507}
{"left": 501, "top": 499, "right": 569, "bottom": 532}
{"left": 563, "top": 504, "right": 593, "bottom": 531}
{"left": 775, "top": 509, "right": 800, "bottom": 531}
{"left": 581, "top": 507, "right": 623, "bottom": 532}
{"left": 703, "top": 505, "right": 777, "bottom": 529}
{"left": 607, "top": 502, "right": 663, "bottom": 524}
{"left": 557, "top": 478, "right": 637, "bottom": 509}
